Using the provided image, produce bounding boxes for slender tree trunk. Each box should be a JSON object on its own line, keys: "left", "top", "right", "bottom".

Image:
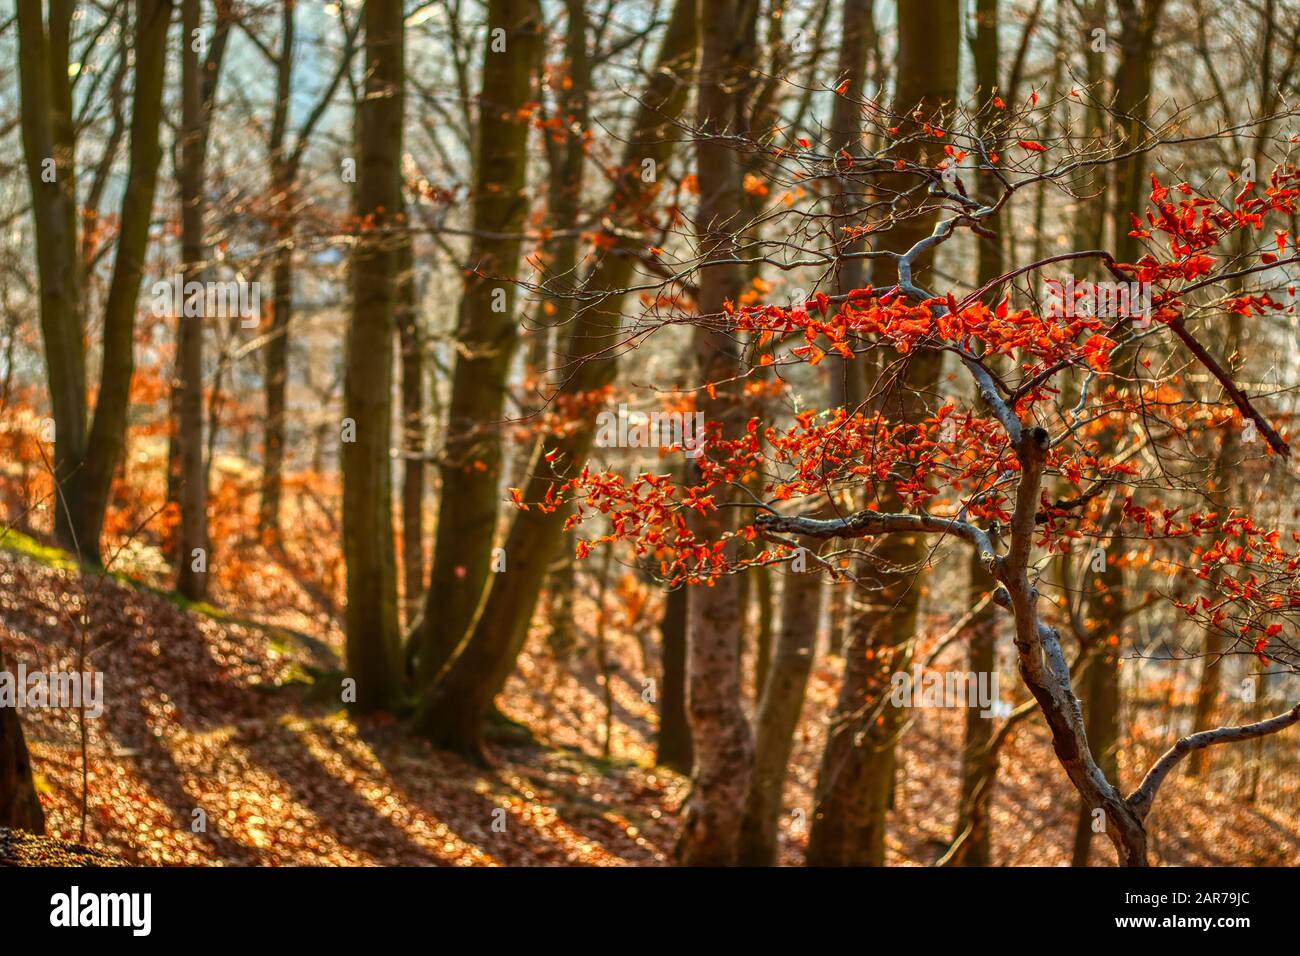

{"left": 259, "top": 0, "right": 297, "bottom": 536}
{"left": 546, "top": 533, "right": 578, "bottom": 659}
{"left": 657, "top": 582, "right": 693, "bottom": 772}
{"left": 17, "top": 0, "right": 84, "bottom": 537}
{"left": 1072, "top": 499, "right": 1125, "bottom": 866}
{"left": 260, "top": 203, "right": 292, "bottom": 536}
{"left": 19, "top": 0, "right": 174, "bottom": 564}
{"left": 1071, "top": 0, "right": 1109, "bottom": 257}
{"left": 413, "top": 0, "right": 544, "bottom": 685}
{"left": 952, "top": 0, "right": 1003, "bottom": 866}
{"left": 175, "top": 0, "right": 225, "bottom": 600}
{"left": 1188, "top": 253, "right": 1250, "bottom": 775}
{"left": 533, "top": 0, "right": 590, "bottom": 658}
{"left": 956, "top": 567, "right": 998, "bottom": 865}
{"left": 341, "top": 0, "right": 406, "bottom": 711}
{"left": 412, "top": 0, "right": 698, "bottom": 754}
{"left": 752, "top": 566, "right": 774, "bottom": 697}
{"left": 826, "top": 0, "right": 874, "bottom": 411}
{"left": 738, "top": 551, "right": 824, "bottom": 865}
{"left": 396, "top": 233, "right": 425, "bottom": 627}
{"left": 1110, "top": 0, "right": 1164, "bottom": 267}
{"left": 807, "top": 0, "right": 959, "bottom": 867}
{"left": 593, "top": 546, "right": 615, "bottom": 759}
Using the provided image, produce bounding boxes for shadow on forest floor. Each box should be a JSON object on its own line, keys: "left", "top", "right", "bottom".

{"left": 2, "top": 537, "right": 1295, "bottom": 866}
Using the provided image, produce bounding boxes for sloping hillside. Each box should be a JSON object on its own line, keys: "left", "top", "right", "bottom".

{"left": 1, "top": 537, "right": 1295, "bottom": 866}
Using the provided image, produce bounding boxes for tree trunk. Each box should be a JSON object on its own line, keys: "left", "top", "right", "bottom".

{"left": 341, "top": 0, "right": 406, "bottom": 712}
{"left": 413, "top": 0, "right": 544, "bottom": 685}
{"left": 175, "top": 0, "right": 225, "bottom": 601}
{"left": 738, "top": 553, "right": 824, "bottom": 865}
{"left": 952, "top": 0, "right": 1003, "bottom": 866}
{"left": 806, "top": 0, "right": 959, "bottom": 867}
{"left": 260, "top": 206, "right": 292, "bottom": 536}
{"left": 412, "top": 0, "right": 698, "bottom": 754}
{"left": 1109, "top": 0, "right": 1164, "bottom": 267}
{"left": 826, "top": 0, "right": 874, "bottom": 410}
{"left": 18, "top": 0, "right": 175, "bottom": 564}
{"left": 17, "top": 0, "right": 83, "bottom": 541}
{"left": 752, "top": 566, "right": 774, "bottom": 698}
{"left": 1072, "top": 499, "right": 1125, "bottom": 867}
{"left": 0, "top": 649, "right": 44, "bottom": 833}
{"left": 259, "top": 0, "right": 298, "bottom": 537}
{"left": 672, "top": 0, "right": 756, "bottom": 868}
{"left": 657, "top": 583, "right": 693, "bottom": 772}
{"left": 955, "top": 564, "right": 998, "bottom": 865}
{"left": 396, "top": 233, "right": 425, "bottom": 627}
{"left": 1188, "top": 297, "right": 1247, "bottom": 776}
{"left": 532, "top": 0, "right": 589, "bottom": 663}
{"left": 1071, "top": 0, "right": 1109, "bottom": 257}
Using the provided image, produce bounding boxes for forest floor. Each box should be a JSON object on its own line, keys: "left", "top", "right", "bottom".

{"left": 2, "top": 531, "right": 1296, "bottom": 866}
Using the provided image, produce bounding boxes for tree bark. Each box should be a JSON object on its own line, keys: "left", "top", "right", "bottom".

{"left": 1109, "top": 0, "right": 1165, "bottom": 266}
{"left": 672, "top": 0, "right": 757, "bottom": 868}
{"left": 738, "top": 553, "right": 824, "bottom": 865}
{"left": 258, "top": 0, "right": 297, "bottom": 537}
{"left": 531, "top": 0, "right": 590, "bottom": 661}
{"left": 826, "top": 0, "right": 875, "bottom": 410}
{"left": 18, "top": 0, "right": 175, "bottom": 564}
{"left": 413, "top": 0, "right": 544, "bottom": 685}
{"left": 396, "top": 233, "right": 425, "bottom": 628}
{"left": 412, "top": 0, "right": 698, "bottom": 754}
{"left": 174, "top": 0, "right": 228, "bottom": 601}
{"left": 657, "top": 583, "right": 693, "bottom": 772}
{"left": 1071, "top": 533, "right": 1124, "bottom": 868}
{"left": 956, "top": 566, "right": 998, "bottom": 865}
{"left": 952, "top": 0, "right": 1003, "bottom": 865}
{"left": 0, "top": 648, "right": 44, "bottom": 833}
{"left": 341, "top": 0, "right": 407, "bottom": 711}
{"left": 806, "top": 0, "right": 959, "bottom": 867}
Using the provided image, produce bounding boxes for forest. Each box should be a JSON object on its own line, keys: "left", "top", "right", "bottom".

{"left": 0, "top": 0, "right": 1298, "bottom": 874}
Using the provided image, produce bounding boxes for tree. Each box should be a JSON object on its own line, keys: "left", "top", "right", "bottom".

{"left": 672, "top": 0, "right": 758, "bottom": 867}
{"left": 656, "top": 581, "right": 693, "bottom": 772}
{"left": 341, "top": 0, "right": 407, "bottom": 711}
{"left": 253, "top": 0, "right": 361, "bottom": 536}
{"left": 412, "top": 0, "right": 699, "bottom": 753}
{"left": 956, "top": 0, "right": 1003, "bottom": 867}
{"left": 554, "top": 104, "right": 1300, "bottom": 869}
{"left": 173, "top": 0, "right": 231, "bottom": 601}
{"left": 738, "top": 541, "right": 822, "bottom": 865}
{"left": 0, "top": 648, "right": 44, "bottom": 833}
{"left": 806, "top": 0, "right": 960, "bottom": 867}
{"left": 412, "top": 0, "right": 545, "bottom": 685}
{"left": 17, "top": 0, "right": 175, "bottom": 564}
